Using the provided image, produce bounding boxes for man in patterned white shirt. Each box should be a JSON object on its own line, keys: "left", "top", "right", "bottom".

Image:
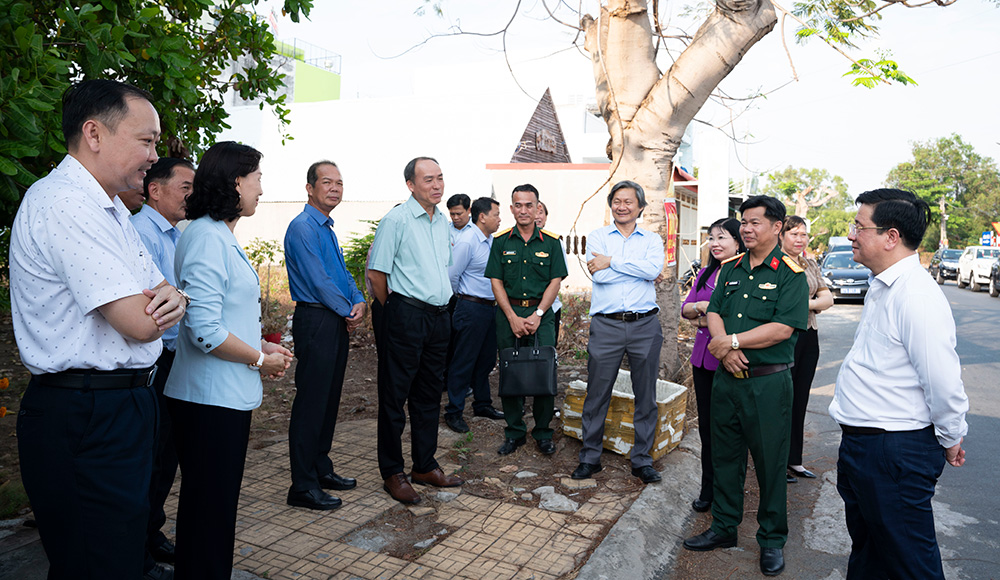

{"left": 830, "top": 188, "right": 969, "bottom": 580}
{"left": 10, "top": 79, "right": 187, "bottom": 580}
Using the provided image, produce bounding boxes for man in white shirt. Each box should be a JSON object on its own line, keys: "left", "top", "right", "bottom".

{"left": 10, "top": 79, "right": 187, "bottom": 580}
{"left": 830, "top": 188, "right": 969, "bottom": 580}
{"left": 447, "top": 193, "right": 473, "bottom": 245}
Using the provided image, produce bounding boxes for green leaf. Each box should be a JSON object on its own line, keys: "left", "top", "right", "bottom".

{"left": 0, "top": 157, "right": 18, "bottom": 176}
{"left": 139, "top": 6, "right": 161, "bottom": 18}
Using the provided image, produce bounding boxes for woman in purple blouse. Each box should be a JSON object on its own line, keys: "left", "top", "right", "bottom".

{"left": 681, "top": 217, "right": 745, "bottom": 513}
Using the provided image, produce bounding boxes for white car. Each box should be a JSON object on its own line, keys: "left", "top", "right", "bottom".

{"left": 957, "top": 246, "right": 1000, "bottom": 292}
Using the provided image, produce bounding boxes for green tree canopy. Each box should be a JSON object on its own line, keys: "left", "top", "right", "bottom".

{"left": 762, "top": 166, "right": 853, "bottom": 250}
{"left": 886, "top": 134, "right": 1000, "bottom": 249}
{"left": 0, "top": 0, "right": 313, "bottom": 226}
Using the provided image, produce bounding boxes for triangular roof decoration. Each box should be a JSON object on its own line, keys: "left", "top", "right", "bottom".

{"left": 510, "top": 88, "right": 572, "bottom": 163}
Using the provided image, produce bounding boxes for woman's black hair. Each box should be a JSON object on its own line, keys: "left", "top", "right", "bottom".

{"left": 696, "top": 218, "right": 746, "bottom": 291}
{"left": 186, "top": 141, "right": 262, "bottom": 222}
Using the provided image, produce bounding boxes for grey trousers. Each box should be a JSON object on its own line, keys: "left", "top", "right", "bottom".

{"left": 579, "top": 314, "right": 663, "bottom": 468}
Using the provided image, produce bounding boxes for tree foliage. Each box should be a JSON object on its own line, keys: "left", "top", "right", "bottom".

{"left": 0, "top": 0, "right": 313, "bottom": 226}
{"left": 885, "top": 134, "right": 1000, "bottom": 249}
{"left": 762, "top": 166, "right": 853, "bottom": 250}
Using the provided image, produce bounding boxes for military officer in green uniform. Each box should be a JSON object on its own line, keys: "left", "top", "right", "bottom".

{"left": 485, "top": 184, "right": 568, "bottom": 456}
{"left": 683, "top": 195, "right": 808, "bottom": 578}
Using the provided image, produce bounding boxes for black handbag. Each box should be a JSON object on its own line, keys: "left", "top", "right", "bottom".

{"left": 498, "top": 333, "right": 558, "bottom": 397}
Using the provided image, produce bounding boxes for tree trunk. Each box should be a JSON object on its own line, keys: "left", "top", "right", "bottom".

{"left": 583, "top": 0, "right": 777, "bottom": 380}
{"left": 940, "top": 194, "right": 948, "bottom": 247}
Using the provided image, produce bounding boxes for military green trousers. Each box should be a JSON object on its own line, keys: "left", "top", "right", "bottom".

{"left": 709, "top": 368, "right": 792, "bottom": 548}
{"left": 496, "top": 305, "right": 556, "bottom": 441}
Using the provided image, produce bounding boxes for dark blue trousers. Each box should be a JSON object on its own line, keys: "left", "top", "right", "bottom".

{"left": 18, "top": 377, "right": 156, "bottom": 580}
{"left": 145, "top": 349, "right": 178, "bottom": 571}
{"left": 445, "top": 299, "right": 497, "bottom": 418}
{"left": 837, "top": 426, "right": 947, "bottom": 579}
{"left": 289, "top": 305, "right": 349, "bottom": 491}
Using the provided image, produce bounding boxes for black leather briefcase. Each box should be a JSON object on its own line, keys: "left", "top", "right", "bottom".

{"left": 498, "top": 334, "right": 558, "bottom": 398}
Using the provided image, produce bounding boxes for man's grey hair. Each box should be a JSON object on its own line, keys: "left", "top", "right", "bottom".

{"left": 607, "top": 180, "right": 648, "bottom": 215}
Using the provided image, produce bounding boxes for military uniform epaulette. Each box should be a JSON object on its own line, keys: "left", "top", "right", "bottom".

{"left": 722, "top": 253, "right": 744, "bottom": 265}
{"left": 495, "top": 227, "right": 513, "bottom": 238}
{"left": 541, "top": 228, "right": 561, "bottom": 240}
{"left": 782, "top": 255, "right": 805, "bottom": 274}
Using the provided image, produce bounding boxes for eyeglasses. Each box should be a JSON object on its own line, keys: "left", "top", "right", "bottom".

{"left": 849, "top": 223, "right": 886, "bottom": 236}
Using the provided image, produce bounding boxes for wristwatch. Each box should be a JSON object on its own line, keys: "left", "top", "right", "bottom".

{"left": 176, "top": 287, "right": 192, "bottom": 306}
{"left": 535, "top": 308, "right": 545, "bottom": 318}
{"left": 248, "top": 351, "right": 265, "bottom": 370}
{"left": 731, "top": 333, "right": 740, "bottom": 350}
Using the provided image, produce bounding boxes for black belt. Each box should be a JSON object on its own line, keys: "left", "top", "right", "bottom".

{"left": 296, "top": 301, "right": 331, "bottom": 311}
{"left": 34, "top": 366, "right": 156, "bottom": 390}
{"left": 393, "top": 294, "right": 449, "bottom": 314}
{"left": 840, "top": 424, "right": 933, "bottom": 436}
{"left": 595, "top": 308, "right": 659, "bottom": 322}
{"left": 455, "top": 293, "right": 496, "bottom": 306}
{"left": 731, "top": 362, "right": 793, "bottom": 380}
{"left": 514, "top": 298, "right": 541, "bottom": 307}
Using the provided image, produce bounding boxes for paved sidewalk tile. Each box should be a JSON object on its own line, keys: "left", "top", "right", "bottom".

{"left": 158, "top": 418, "right": 636, "bottom": 579}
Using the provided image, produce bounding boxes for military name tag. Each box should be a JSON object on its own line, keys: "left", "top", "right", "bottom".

{"left": 726, "top": 281, "right": 740, "bottom": 287}
{"left": 503, "top": 250, "right": 517, "bottom": 256}
{"left": 535, "top": 251, "right": 549, "bottom": 258}
{"left": 758, "top": 283, "right": 777, "bottom": 290}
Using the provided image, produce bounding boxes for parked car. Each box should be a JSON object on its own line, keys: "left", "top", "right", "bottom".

{"left": 990, "top": 260, "right": 1000, "bottom": 297}
{"left": 928, "top": 248, "right": 963, "bottom": 284}
{"left": 956, "top": 246, "right": 1000, "bottom": 292}
{"left": 821, "top": 251, "right": 871, "bottom": 301}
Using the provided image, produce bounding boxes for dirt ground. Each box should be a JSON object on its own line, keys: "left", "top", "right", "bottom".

{"left": 0, "top": 296, "right": 705, "bottom": 574}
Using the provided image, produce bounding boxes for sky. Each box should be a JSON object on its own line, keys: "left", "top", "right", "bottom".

{"left": 262, "top": 0, "right": 1000, "bottom": 197}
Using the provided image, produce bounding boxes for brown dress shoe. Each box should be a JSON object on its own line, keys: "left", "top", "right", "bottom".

{"left": 410, "top": 467, "right": 463, "bottom": 488}
{"left": 383, "top": 473, "right": 421, "bottom": 504}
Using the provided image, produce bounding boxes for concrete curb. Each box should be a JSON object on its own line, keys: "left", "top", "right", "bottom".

{"left": 575, "top": 429, "right": 703, "bottom": 580}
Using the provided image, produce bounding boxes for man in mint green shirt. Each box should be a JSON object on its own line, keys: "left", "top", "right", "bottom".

{"left": 368, "top": 157, "right": 463, "bottom": 505}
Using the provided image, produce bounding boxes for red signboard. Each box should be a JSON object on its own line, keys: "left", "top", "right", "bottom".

{"left": 665, "top": 198, "right": 678, "bottom": 267}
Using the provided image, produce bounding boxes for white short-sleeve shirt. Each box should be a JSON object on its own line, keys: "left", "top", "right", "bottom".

{"left": 10, "top": 155, "right": 165, "bottom": 374}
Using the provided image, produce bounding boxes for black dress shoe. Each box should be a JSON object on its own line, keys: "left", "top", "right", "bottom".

{"left": 571, "top": 462, "right": 602, "bottom": 479}
{"left": 445, "top": 414, "right": 470, "bottom": 433}
{"left": 287, "top": 488, "right": 342, "bottom": 510}
{"left": 143, "top": 563, "right": 174, "bottom": 580}
{"left": 683, "top": 529, "right": 737, "bottom": 551}
{"left": 788, "top": 466, "right": 817, "bottom": 479}
{"left": 149, "top": 540, "right": 175, "bottom": 564}
{"left": 497, "top": 437, "right": 526, "bottom": 455}
{"left": 536, "top": 439, "right": 556, "bottom": 455}
{"left": 319, "top": 472, "right": 357, "bottom": 491}
{"left": 473, "top": 407, "right": 505, "bottom": 420}
{"left": 691, "top": 498, "right": 711, "bottom": 513}
{"left": 631, "top": 465, "right": 662, "bottom": 483}
{"left": 760, "top": 547, "right": 785, "bottom": 576}
{"left": 787, "top": 474, "right": 798, "bottom": 484}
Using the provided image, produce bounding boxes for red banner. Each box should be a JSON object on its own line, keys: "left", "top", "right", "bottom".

{"left": 665, "top": 199, "right": 678, "bottom": 267}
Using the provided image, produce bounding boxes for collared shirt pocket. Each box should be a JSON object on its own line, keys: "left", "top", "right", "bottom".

{"left": 747, "top": 288, "right": 777, "bottom": 321}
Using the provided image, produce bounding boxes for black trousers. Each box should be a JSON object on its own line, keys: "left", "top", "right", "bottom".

{"left": 168, "top": 398, "right": 252, "bottom": 580}
{"left": 376, "top": 294, "right": 450, "bottom": 479}
{"left": 691, "top": 364, "right": 716, "bottom": 503}
{"left": 145, "top": 349, "right": 178, "bottom": 571}
{"left": 17, "top": 377, "right": 156, "bottom": 580}
{"left": 789, "top": 327, "right": 820, "bottom": 466}
{"left": 289, "top": 305, "right": 349, "bottom": 491}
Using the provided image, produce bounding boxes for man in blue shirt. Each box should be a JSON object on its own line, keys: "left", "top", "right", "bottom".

{"left": 571, "top": 180, "right": 665, "bottom": 485}
{"left": 444, "top": 197, "right": 505, "bottom": 433}
{"left": 284, "top": 161, "right": 367, "bottom": 511}
{"left": 132, "top": 156, "right": 195, "bottom": 579}
{"left": 447, "top": 193, "right": 473, "bottom": 245}
{"left": 368, "top": 157, "right": 464, "bottom": 504}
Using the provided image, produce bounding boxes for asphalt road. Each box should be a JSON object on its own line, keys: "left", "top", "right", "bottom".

{"left": 799, "top": 280, "right": 1000, "bottom": 580}
{"left": 673, "top": 276, "right": 1000, "bottom": 580}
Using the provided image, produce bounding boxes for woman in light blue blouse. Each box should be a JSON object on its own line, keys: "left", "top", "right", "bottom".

{"left": 165, "top": 142, "right": 292, "bottom": 580}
